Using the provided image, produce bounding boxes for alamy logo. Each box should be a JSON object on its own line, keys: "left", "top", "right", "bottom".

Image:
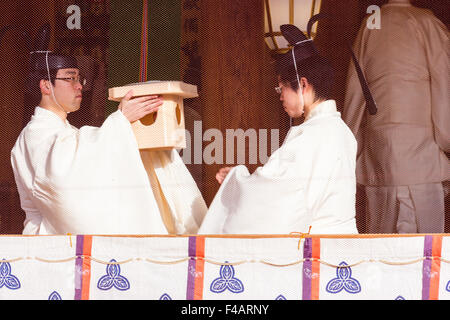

{"left": 367, "top": 5, "right": 381, "bottom": 29}
{"left": 66, "top": 5, "right": 81, "bottom": 30}
{"left": 180, "top": 121, "right": 280, "bottom": 165}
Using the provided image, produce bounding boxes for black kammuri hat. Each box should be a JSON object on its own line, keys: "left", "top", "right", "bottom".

{"left": 28, "top": 23, "right": 78, "bottom": 73}
{"left": 275, "top": 24, "right": 320, "bottom": 74}
{"left": 28, "top": 52, "right": 78, "bottom": 72}
{"left": 276, "top": 16, "right": 377, "bottom": 115}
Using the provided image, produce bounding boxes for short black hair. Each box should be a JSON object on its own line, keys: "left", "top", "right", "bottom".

{"left": 25, "top": 69, "right": 57, "bottom": 106}
{"left": 276, "top": 55, "right": 334, "bottom": 101}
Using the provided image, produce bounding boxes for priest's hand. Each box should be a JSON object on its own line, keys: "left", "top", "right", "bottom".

{"left": 118, "top": 90, "right": 163, "bottom": 123}
{"left": 216, "top": 166, "right": 233, "bottom": 184}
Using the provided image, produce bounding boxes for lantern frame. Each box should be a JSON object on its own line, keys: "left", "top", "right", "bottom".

{"left": 264, "top": 0, "right": 322, "bottom": 54}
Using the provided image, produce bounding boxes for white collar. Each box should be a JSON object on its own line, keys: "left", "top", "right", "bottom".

{"left": 304, "top": 99, "right": 338, "bottom": 122}
{"left": 284, "top": 100, "right": 338, "bottom": 143}
{"left": 33, "top": 106, "right": 71, "bottom": 127}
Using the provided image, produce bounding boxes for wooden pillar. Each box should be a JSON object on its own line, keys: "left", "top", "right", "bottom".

{"left": 199, "top": 0, "right": 281, "bottom": 205}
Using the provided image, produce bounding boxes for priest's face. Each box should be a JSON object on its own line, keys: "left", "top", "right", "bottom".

{"left": 53, "top": 68, "right": 83, "bottom": 112}
{"left": 278, "top": 81, "right": 304, "bottom": 118}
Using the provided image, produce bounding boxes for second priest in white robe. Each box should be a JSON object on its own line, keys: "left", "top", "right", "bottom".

{"left": 199, "top": 100, "right": 358, "bottom": 235}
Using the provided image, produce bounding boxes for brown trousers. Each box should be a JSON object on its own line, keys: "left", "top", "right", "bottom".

{"left": 364, "top": 183, "right": 445, "bottom": 233}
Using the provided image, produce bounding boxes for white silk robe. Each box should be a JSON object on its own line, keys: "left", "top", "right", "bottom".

{"left": 11, "top": 107, "right": 206, "bottom": 235}
{"left": 198, "top": 100, "right": 359, "bottom": 235}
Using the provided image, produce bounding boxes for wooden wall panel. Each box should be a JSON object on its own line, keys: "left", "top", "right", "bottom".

{"left": 0, "top": 0, "right": 55, "bottom": 233}
{"left": 199, "top": 0, "right": 282, "bottom": 205}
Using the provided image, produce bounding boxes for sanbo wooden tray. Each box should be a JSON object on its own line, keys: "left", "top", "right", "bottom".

{"left": 108, "top": 81, "right": 198, "bottom": 101}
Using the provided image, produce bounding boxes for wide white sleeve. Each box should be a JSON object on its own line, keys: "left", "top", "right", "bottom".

{"left": 198, "top": 139, "right": 310, "bottom": 235}
{"left": 21, "top": 206, "right": 41, "bottom": 235}
{"left": 11, "top": 143, "right": 42, "bottom": 235}
{"left": 17, "top": 182, "right": 42, "bottom": 235}
{"left": 31, "top": 110, "right": 168, "bottom": 235}
{"left": 139, "top": 148, "right": 208, "bottom": 235}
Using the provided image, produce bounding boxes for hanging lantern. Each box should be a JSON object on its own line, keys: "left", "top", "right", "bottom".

{"left": 264, "top": 0, "right": 322, "bottom": 54}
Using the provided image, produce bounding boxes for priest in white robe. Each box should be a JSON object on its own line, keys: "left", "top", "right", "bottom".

{"left": 199, "top": 25, "right": 359, "bottom": 235}
{"left": 11, "top": 51, "right": 206, "bottom": 235}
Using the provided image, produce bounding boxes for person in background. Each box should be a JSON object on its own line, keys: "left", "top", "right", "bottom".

{"left": 343, "top": 0, "right": 449, "bottom": 233}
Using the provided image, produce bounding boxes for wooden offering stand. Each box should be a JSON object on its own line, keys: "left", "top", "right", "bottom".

{"left": 108, "top": 81, "right": 198, "bottom": 149}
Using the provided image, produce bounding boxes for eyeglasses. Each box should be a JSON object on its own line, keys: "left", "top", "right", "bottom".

{"left": 274, "top": 86, "right": 282, "bottom": 94}
{"left": 275, "top": 80, "right": 302, "bottom": 94}
{"left": 275, "top": 84, "right": 290, "bottom": 94}
{"left": 55, "top": 76, "right": 86, "bottom": 86}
